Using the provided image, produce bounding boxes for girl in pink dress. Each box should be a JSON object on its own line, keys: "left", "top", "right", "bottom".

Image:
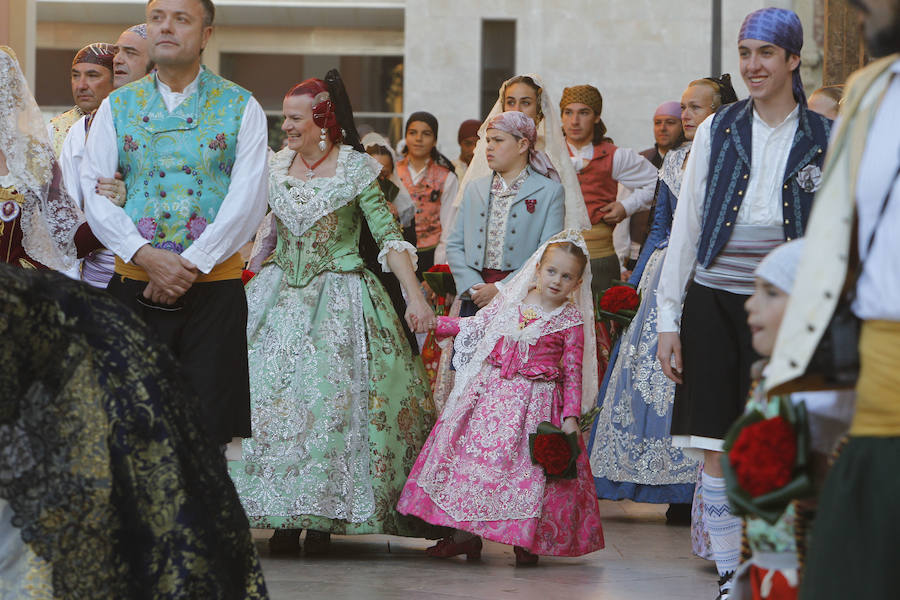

{"left": 397, "top": 230, "right": 604, "bottom": 565}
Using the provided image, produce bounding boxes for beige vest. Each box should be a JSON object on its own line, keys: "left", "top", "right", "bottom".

{"left": 767, "top": 54, "right": 899, "bottom": 395}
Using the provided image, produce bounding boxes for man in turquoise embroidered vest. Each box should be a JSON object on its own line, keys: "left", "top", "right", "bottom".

{"left": 81, "top": 0, "right": 268, "bottom": 446}
{"left": 654, "top": 8, "right": 831, "bottom": 599}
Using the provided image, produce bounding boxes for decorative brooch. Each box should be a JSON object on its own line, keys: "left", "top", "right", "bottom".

{"left": 525, "top": 198, "right": 537, "bottom": 213}
{"left": 1, "top": 199, "right": 21, "bottom": 223}
{"left": 796, "top": 164, "right": 822, "bottom": 193}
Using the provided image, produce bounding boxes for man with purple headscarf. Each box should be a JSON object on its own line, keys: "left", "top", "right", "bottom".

{"left": 641, "top": 101, "right": 685, "bottom": 169}
{"left": 630, "top": 101, "right": 685, "bottom": 262}
{"left": 655, "top": 7, "right": 831, "bottom": 599}
{"left": 47, "top": 42, "right": 116, "bottom": 156}
{"left": 59, "top": 25, "right": 153, "bottom": 289}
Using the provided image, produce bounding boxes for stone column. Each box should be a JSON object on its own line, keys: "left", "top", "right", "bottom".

{"left": 0, "top": 0, "right": 36, "bottom": 87}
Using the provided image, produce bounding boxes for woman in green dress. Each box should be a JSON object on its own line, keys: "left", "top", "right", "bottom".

{"left": 229, "top": 71, "right": 440, "bottom": 553}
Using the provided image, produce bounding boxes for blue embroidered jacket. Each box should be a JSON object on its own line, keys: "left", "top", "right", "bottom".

{"left": 696, "top": 99, "right": 831, "bottom": 268}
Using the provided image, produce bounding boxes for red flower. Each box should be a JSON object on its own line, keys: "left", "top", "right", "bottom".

{"left": 241, "top": 269, "right": 256, "bottom": 285}
{"left": 728, "top": 416, "right": 797, "bottom": 497}
{"left": 428, "top": 264, "right": 452, "bottom": 273}
{"left": 525, "top": 198, "right": 537, "bottom": 213}
{"left": 533, "top": 433, "right": 573, "bottom": 475}
{"left": 599, "top": 285, "right": 639, "bottom": 314}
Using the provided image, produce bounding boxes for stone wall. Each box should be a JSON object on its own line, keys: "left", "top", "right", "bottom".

{"left": 405, "top": 0, "right": 822, "bottom": 158}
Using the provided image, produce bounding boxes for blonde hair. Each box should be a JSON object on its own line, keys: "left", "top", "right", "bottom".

{"left": 688, "top": 79, "right": 724, "bottom": 111}
{"left": 540, "top": 241, "right": 587, "bottom": 276}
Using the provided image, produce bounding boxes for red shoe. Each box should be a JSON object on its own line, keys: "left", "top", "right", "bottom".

{"left": 513, "top": 546, "right": 539, "bottom": 566}
{"left": 425, "top": 536, "right": 483, "bottom": 560}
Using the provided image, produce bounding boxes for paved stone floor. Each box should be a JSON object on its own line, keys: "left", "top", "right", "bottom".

{"left": 255, "top": 500, "right": 718, "bottom": 599}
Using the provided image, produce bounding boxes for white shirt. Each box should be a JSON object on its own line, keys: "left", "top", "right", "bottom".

{"left": 80, "top": 69, "right": 269, "bottom": 274}
{"left": 407, "top": 159, "right": 459, "bottom": 265}
{"left": 854, "top": 61, "right": 900, "bottom": 320}
{"left": 60, "top": 116, "right": 88, "bottom": 208}
{"left": 656, "top": 106, "right": 799, "bottom": 333}
{"left": 566, "top": 141, "right": 658, "bottom": 215}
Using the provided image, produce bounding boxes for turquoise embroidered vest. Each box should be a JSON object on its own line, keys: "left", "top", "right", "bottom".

{"left": 111, "top": 69, "right": 250, "bottom": 254}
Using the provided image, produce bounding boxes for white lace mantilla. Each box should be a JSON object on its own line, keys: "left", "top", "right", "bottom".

{"left": 267, "top": 145, "right": 380, "bottom": 240}
{"left": 0, "top": 48, "right": 82, "bottom": 271}
{"left": 659, "top": 142, "right": 692, "bottom": 199}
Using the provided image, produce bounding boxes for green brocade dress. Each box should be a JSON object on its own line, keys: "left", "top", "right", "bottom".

{"left": 229, "top": 146, "right": 440, "bottom": 537}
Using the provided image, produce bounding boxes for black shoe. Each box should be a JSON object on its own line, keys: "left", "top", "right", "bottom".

{"left": 715, "top": 571, "right": 734, "bottom": 600}
{"left": 665, "top": 503, "right": 692, "bottom": 526}
{"left": 304, "top": 530, "right": 332, "bottom": 555}
{"left": 268, "top": 528, "right": 302, "bottom": 554}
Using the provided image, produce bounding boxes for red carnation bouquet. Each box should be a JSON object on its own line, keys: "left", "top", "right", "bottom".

{"left": 595, "top": 282, "right": 640, "bottom": 348}
{"left": 423, "top": 264, "right": 456, "bottom": 314}
{"left": 722, "top": 397, "right": 812, "bottom": 524}
{"left": 529, "top": 421, "right": 581, "bottom": 480}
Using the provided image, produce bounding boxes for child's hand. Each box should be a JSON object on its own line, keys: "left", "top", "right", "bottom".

{"left": 561, "top": 416, "right": 579, "bottom": 435}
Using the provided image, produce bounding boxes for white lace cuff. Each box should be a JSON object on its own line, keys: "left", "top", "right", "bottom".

{"left": 377, "top": 239, "right": 418, "bottom": 272}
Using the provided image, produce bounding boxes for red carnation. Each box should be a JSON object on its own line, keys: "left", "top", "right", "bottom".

{"left": 428, "top": 264, "right": 452, "bottom": 274}
{"left": 533, "top": 433, "right": 573, "bottom": 475}
{"left": 599, "top": 285, "right": 639, "bottom": 314}
{"left": 728, "top": 416, "right": 797, "bottom": 498}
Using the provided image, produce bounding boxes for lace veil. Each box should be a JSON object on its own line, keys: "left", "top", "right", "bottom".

{"left": 448, "top": 74, "right": 591, "bottom": 232}
{"left": 0, "top": 47, "right": 82, "bottom": 271}
{"left": 447, "top": 229, "right": 598, "bottom": 415}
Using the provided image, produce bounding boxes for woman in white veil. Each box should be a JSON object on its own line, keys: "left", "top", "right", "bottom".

{"left": 0, "top": 46, "right": 87, "bottom": 272}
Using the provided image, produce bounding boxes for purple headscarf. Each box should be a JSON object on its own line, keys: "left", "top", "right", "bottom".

{"left": 739, "top": 7, "right": 806, "bottom": 105}
{"left": 654, "top": 101, "right": 682, "bottom": 120}
{"left": 486, "top": 111, "right": 559, "bottom": 182}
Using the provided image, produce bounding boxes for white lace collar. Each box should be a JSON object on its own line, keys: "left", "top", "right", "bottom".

{"left": 267, "top": 145, "right": 380, "bottom": 239}
{"left": 659, "top": 141, "right": 692, "bottom": 199}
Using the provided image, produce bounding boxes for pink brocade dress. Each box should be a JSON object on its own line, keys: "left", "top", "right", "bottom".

{"left": 397, "top": 304, "right": 605, "bottom": 556}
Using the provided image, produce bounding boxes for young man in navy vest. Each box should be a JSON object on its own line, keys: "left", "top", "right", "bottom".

{"left": 655, "top": 8, "right": 831, "bottom": 599}
{"left": 81, "top": 0, "right": 268, "bottom": 447}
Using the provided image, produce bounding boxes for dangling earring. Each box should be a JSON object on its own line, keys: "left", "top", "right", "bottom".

{"left": 319, "top": 128, "right": 328, "bottom": 152}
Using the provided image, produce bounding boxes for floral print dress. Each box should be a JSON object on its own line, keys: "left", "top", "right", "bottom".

{"left": 229, "top": 146, "right": 441, "bottom": 537}
{"left": 397, "top": 302, "right": 605, "bottom": 556}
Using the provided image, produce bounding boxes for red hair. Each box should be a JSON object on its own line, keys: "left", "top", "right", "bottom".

{"left": 286, "top": 78, "right": 342, "bottom": 145}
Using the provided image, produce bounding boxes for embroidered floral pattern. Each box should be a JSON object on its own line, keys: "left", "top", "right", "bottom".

{"left": 122, "top": 135, "right": 139, "bottom": 152}
{"left": 590, "top": 248, "right": 698, "bottom": 486}
{"left": 136, "top": 216, "right": 157, "bottom": 240}
{"left": 208, "top": 132, "right": 227, "bottom": 150}
{"left": 186, "top": 214, "right": 207, "bottom": 240}
{"left": 156, "top": 240, "right": 184, "bottom": 253}
{"left": 229, "top": 148, "right": 441, "bottom": 537}
{"left": 398, "top": 302, "right": 605, "bottom": 556}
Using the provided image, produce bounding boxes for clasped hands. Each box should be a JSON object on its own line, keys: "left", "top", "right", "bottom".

{"left": 405, "top": 295, "right": 436, "bottom": 334}
{"left": 133, "top": 245, "right": 198, "bottom": 305}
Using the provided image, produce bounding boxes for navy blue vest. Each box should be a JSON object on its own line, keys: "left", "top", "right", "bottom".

{"left": 696, "top": 99, "right": 831, "bottom": 267}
